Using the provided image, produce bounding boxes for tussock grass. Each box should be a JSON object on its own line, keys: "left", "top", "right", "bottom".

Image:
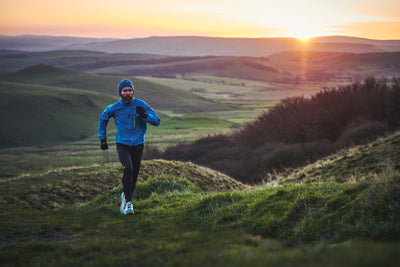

{"left": 1, "top": 134, "right": 399, "bottom": 266}
{"left": 271, "top": 131, "right": 400, "bottom": 185}
{"left": 0, "top": 160, "right": 246, "bottom": 210}
{"left": 1, "top": 172, "right": 399, "bottom": 266}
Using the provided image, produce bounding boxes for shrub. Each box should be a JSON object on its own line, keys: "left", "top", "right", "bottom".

{"left": 162, "top": 78, "right": 400, "bottom": 184}
{"left": 335, "top": 119, "right": 387, "bottom": 147}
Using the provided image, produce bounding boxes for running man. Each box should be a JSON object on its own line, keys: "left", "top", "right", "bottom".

{"left": 98, "top": 79, "right": 161, "bottom": 215}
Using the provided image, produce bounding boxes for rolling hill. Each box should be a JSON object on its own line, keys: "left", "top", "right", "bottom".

{"left": 0, "top": 160, "right": 247, "bottom": 210}
{"left": 2, "top": 35, "right": 400, "bottom": 56}
{"left": 0, "top": 65, "right": 241, "bottom": 148}
{"left": 0, "top": 81, "right": 116, "bottom": 148}
{"left": 270, "top": 131, "right": 400, "bottom": 185}
{"left": 0, "top": 49, "right": 170, "bottom": 73}
{"left": 0, "top": 64, "right": 230, "bottom": 111}
{"left": 0, "top": 132, "right": 399, "bottom": 266}
{"left": 1, "top": 49, "right": 399, "bottom": 83}
{"left": 0, "top": 35, "right": 116, "bottom": 51}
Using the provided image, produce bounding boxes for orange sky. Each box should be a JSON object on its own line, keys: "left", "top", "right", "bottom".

{"left": 1, "top": 0, "right": 399, "bottom": 40}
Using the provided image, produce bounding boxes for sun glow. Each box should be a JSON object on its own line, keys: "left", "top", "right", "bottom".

{"left": 0, "top": 0, "right": 399, "bottom": 39}
{"left": 285, "top": 20, "right": 328, "bottom": 42}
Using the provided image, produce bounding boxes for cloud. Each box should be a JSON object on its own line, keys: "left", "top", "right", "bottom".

{"left": 331, "top": 20, "right": 400, "bottom": 39}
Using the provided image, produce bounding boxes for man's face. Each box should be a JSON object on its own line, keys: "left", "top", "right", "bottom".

{"left": 120, "top": 86, "right": 134, "bottom": 103}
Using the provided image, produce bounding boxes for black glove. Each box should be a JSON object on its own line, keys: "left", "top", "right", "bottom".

{"left": 136, "top": 106, "right": 148, "bottom": 119}
{"left": 100, "top": 139, "right": 108, "bottom": 150}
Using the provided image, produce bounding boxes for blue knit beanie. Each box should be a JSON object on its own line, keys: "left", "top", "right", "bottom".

{"left": 118, "top": 79, "right": 134, "bottom": 95}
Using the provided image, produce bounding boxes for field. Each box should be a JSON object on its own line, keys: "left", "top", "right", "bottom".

{"left": 1, "top": 133, "right": 399, "bottom": 266}
{"left": 1, "top": 47, "right": 399, "bottom": 266}
{"left": 3, "top": 62, "right": 323, "bottom": 149}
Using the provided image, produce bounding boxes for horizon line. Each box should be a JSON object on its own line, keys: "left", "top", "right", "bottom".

{"left": 1, "top": 34, "right": 400, "bottom": 41}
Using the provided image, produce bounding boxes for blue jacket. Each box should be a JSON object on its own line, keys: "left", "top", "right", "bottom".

{"left": 98, "top": 98, "right": 160, "bottom": 146}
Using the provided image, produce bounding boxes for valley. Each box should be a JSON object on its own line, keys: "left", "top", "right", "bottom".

{"left": 0, "top": 35, "right": 399, "bottom": 266}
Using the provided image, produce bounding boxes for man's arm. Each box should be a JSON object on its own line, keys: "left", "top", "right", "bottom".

{"left": 137, "top": 101, "right": 160, "bottom": 126}
{"left": 144, "top": 105, "right": 160, "bottom": 126}
{"left": 98, "top": 105, "right": 113, "bottom": 149}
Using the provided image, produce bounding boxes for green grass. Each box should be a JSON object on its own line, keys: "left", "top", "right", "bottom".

{"left": 1, "top": 133, "right": 400, "bottom": 266}
{"left": 0, "top": 112, "right": 239, "bottom": 179}
{"left": 0, "top": 65, "right": 277, "bottom": 148}
{"left": 145, "top": 113, "right": 240, "bottom": 148}
{"left": 138, "top": 75, "right": 323, "bottom": 101}
{"left": 0, "top": 65, "right": 229, "bottom": 114}
{"left": 1, "top": 51, "right": 399, "bottom": 265}
{"left": 0, "top": 81, "right": 117, "bottom": 148}
{"left": 0, "top": 68, "right": 249, "bottom": 149}
{"left": 270, "top": 132, "right": 400, "bottom": 185}
{"left": 1, "top": 172, "right": 399, "bottom": 266}
{"left": 0, "top": 159, "right": 246, "bottom": 209}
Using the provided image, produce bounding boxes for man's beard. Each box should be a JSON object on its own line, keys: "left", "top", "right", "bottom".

{"left": 121, "top": 94, "right": 133, "bottom": 103}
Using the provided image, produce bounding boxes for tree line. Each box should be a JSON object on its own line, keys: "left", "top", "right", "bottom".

{"left": 160, "top": 78, "right": 400, "bottom": 184}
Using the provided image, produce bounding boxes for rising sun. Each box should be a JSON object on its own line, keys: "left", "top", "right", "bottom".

{"left": 291, "top": 30, "right": 315, "bottom": 42}
{"left": 288, "top": 23, "right": 323, "bottom": 42}
{"left": 296, "top": 36, "right": 312, "bottom": 43}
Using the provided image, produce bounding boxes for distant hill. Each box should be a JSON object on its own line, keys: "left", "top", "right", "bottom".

{"left": 0, "top": 35, "right": 115, "bottom": 51}
{"left": 0, "top": 50, "right": 169, "bottom": 73}
{"left": 1, "top": 35, "right": 400, "bottom": 56}
{"left": 2, "top": 50, "right": 400, "bottom": 83}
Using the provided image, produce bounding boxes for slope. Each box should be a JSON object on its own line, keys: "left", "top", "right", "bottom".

{"left": 271, "top": 131, "right": 400, "bottom": 184}
{"left": 0, "top": 160, "right": 247, "bottom": 210}
{"left": 0, "top": 65, "right": 226, "bottom": 113}
{"left": 0, "top": 81, "right": 117, "bottom": 148}
{"left": 0, "top": 134, "right": 399, "bottom": 266}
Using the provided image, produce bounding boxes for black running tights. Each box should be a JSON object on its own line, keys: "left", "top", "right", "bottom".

{"left": 116, "top": 143, "right": 144, "bottom": 202}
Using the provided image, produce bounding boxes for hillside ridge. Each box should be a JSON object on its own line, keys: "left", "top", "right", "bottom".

{"left": 270, "top": 131, "right": 400, "bottom": 185}
{"left": 0, "top": 160, "right": 247, "bottom": 210}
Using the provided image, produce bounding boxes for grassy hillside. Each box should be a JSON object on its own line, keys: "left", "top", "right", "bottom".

{"left": 0, "top": 65, "right": 226, "bottom": 114}
{"left": 271, "top": 131, "right": 400, "bottom": 185}
{"left": 0, "top": 160, "right": 247, "bottom": 210}
{"left": 139, "top": 75, "right": 323, "bottom": 101}
{"left": 0, "top": 66, "right": 247, "bottom": 148}
{"left": 144, "top": 113, "right": 240, "bottom": 149}
{"left": 0, "top": 81, "right": 117, "bottom": 148}
{"left": 0, "top": 133, "right": 399, "bottom": 266}
{"left": 162, "top": 78, "right": 400, "bottom": 184}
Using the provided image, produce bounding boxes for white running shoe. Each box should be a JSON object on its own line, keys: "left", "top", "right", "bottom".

{"left": 124, "top": 201, "right": 134, "bottom": 215}
{"left": 120, "top": 192, "right": 126, "bottom": 215}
